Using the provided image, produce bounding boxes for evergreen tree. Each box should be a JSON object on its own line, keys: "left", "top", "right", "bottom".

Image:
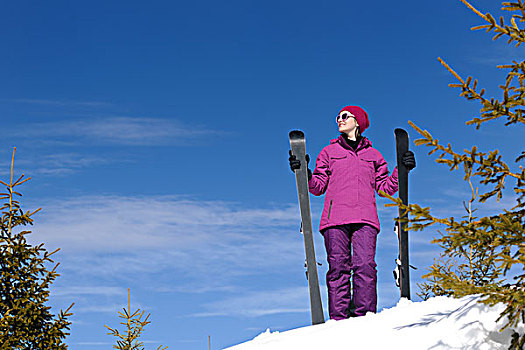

{"left": 106, "top": 288, "right": 167, "bottom": 350}
{"left": 385, "top": 0, "right": 524, "bottom": 348}
{"left": 0, "top": 148, "right": 74, "bottom": 348}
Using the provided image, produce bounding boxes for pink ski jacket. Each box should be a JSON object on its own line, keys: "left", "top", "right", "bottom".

{"left": 308, "top": 135, "right": 398, "bottom": 232}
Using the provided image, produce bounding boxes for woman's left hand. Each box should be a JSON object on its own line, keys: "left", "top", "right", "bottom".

{"left": 402, "top": 151, "right": 416, "bottom": 171}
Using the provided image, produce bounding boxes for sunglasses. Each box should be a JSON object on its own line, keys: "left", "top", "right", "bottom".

{"left": 336, "top": 112, "right": 355, "bottom": 123}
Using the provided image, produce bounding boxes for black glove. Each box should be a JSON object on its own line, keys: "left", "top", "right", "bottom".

{"left": 402, "top": 151, "right": 416, "bottom": 171}
{"left": 289, "top": 150, "right": 312, "bottom": 179}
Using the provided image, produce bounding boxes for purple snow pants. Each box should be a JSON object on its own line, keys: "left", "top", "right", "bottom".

{"left": 322, "top": 224, "right": 379, "bottom": 320}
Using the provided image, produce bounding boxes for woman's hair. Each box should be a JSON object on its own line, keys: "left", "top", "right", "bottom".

{"left": 355, "top": 125, "right": 361, "bottom": 139}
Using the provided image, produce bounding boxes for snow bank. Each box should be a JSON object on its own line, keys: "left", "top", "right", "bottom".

{"left": 225, "top": 295, "right": 525, "bottom": 350}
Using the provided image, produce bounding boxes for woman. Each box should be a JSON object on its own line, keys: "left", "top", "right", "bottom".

{"left": 289, "top": 105, "right": 415, "bottom": 320}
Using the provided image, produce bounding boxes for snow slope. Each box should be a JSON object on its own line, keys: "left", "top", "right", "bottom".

{"left": 226, "top": 295, "right": 525, "bottom": 350}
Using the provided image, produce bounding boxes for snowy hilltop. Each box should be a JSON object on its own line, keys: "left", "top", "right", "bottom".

{"left": 225, "top": 295, "right": 525, "bottom": 350}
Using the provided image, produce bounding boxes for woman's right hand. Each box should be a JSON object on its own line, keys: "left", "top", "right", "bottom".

{"left": 289, "top": 151, "right": 312, "bottom": 179}
{"left": 289, "top": 150, "right": 310, "bottom": 171}
{"left": 289, "top": 150, "right": 300, "bottom": 171}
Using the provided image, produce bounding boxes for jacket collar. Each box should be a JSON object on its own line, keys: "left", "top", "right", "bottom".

{"left": 331, "top": 134, "right": 372, "bottom": 152}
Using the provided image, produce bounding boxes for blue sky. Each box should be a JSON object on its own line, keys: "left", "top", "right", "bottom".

{"left": 1, "top": 0, "right": 524, "bottom": 349}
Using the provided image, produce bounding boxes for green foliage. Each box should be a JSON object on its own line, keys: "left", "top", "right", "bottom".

{"left": 384, "top": 0, "right": 525, "bottom": 348}
{"left": 0, "top": 148, "right": 74, "bottom": 348}
{"left": 105, "top": 288, "right": 167, "bottom": 350}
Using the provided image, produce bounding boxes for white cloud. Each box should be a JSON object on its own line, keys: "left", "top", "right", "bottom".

{"left": 21, "top": 153, "right": 112, "bottom": 175}
{"left": 10, "top": 98, "right": 112, "bottom": 107}
{"left": 156, "top": 285, "right": 239, "bottom": 294}
{"left": 73, "top": 304, "right": 131, "bottom": 314}
{"left": 51, "top": 286, "right": 126, "bottom": 297}
{"left": 193, "top": 287, "right": 310, "bottom": 318}
{"left": 17, "top": 117, "right": 222, "bottom": 146}
{"left": 27, "top": 195, "right": 304, "bottom": 289}
{"left": 20, "top": 195, "right": 325, "bottom": 321}
{"left": 31, "top": 195, "right": 299, "bottom": 252}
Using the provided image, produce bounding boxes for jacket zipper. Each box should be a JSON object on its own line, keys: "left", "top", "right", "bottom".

{"left": 328, "top": 200, "right": 333, "bottom": 219}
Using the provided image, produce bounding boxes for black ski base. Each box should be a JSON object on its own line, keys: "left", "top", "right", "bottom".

{"left": 394, "top": 128, "right": 411, "bottom": 300}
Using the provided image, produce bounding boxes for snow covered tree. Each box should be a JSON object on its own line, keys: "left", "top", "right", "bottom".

{"left": 0, "top": 148, "right": 74, "bottom": 348}
{"left": 385, "top": 0, "right": 524, "bottom": 348}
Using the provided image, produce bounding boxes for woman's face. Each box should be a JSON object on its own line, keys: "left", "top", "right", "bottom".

{"left": 337, "top": 111, "right": 359, "bottom": 136}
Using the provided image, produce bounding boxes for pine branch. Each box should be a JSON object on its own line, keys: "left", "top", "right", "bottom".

{"left": 461, "top": 0, "right": 525, "bottom": 46}
{"left": 438, "top": 57, "right": 525, "bottom": 128}
{"left": 408, "top": 120, "right": 521, "bottom": 204}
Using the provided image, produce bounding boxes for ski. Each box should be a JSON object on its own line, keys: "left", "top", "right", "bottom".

{"left": 289, "top": 130, "right": 325, "bottom": 325}
{"left": 394, "top": 128, "right": 411, "bottom": 299}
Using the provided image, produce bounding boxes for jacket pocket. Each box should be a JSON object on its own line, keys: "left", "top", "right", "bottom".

{"left": 329, "top": 154, "right": 347, "bottom": 173}
{"left": 327, "top": 200, "right": 333, "bottom": 219}
{"left": 330, "top": 155, "right": 347, "bottom": 161}
{"left": 359, "top": 158, "right": 376, "bottom": 185}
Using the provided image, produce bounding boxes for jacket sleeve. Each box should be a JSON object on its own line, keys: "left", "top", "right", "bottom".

{"left": 308, "top": 148, "right": 330, "bottom": 196}
{"left": 375, "top": 156, "right": 398, "bottom": 197}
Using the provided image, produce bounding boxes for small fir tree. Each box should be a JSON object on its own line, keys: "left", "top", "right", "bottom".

{"left": 0, "top": 148, "right": 74, "bottom": 348}
{"left": 105, "top": 288, "right": 167, "bottom": 350}
{"left": 385, "top": 0, "right": 524, "bottom": 348}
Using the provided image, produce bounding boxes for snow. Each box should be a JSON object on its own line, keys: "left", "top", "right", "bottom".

{"left": 225, "top": 295, "right": 525, "bottom": 350}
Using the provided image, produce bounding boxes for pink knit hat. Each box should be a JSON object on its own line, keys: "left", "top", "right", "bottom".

{"left": 339, "top": 106, "right": 370, "bottom": 133}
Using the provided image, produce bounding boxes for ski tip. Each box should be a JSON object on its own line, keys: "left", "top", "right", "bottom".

{"left": 394, "top": 128, "right": 408, "bottom": 137}
{"left": 289, "top": 130, "right": 305, "bottom": 140}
